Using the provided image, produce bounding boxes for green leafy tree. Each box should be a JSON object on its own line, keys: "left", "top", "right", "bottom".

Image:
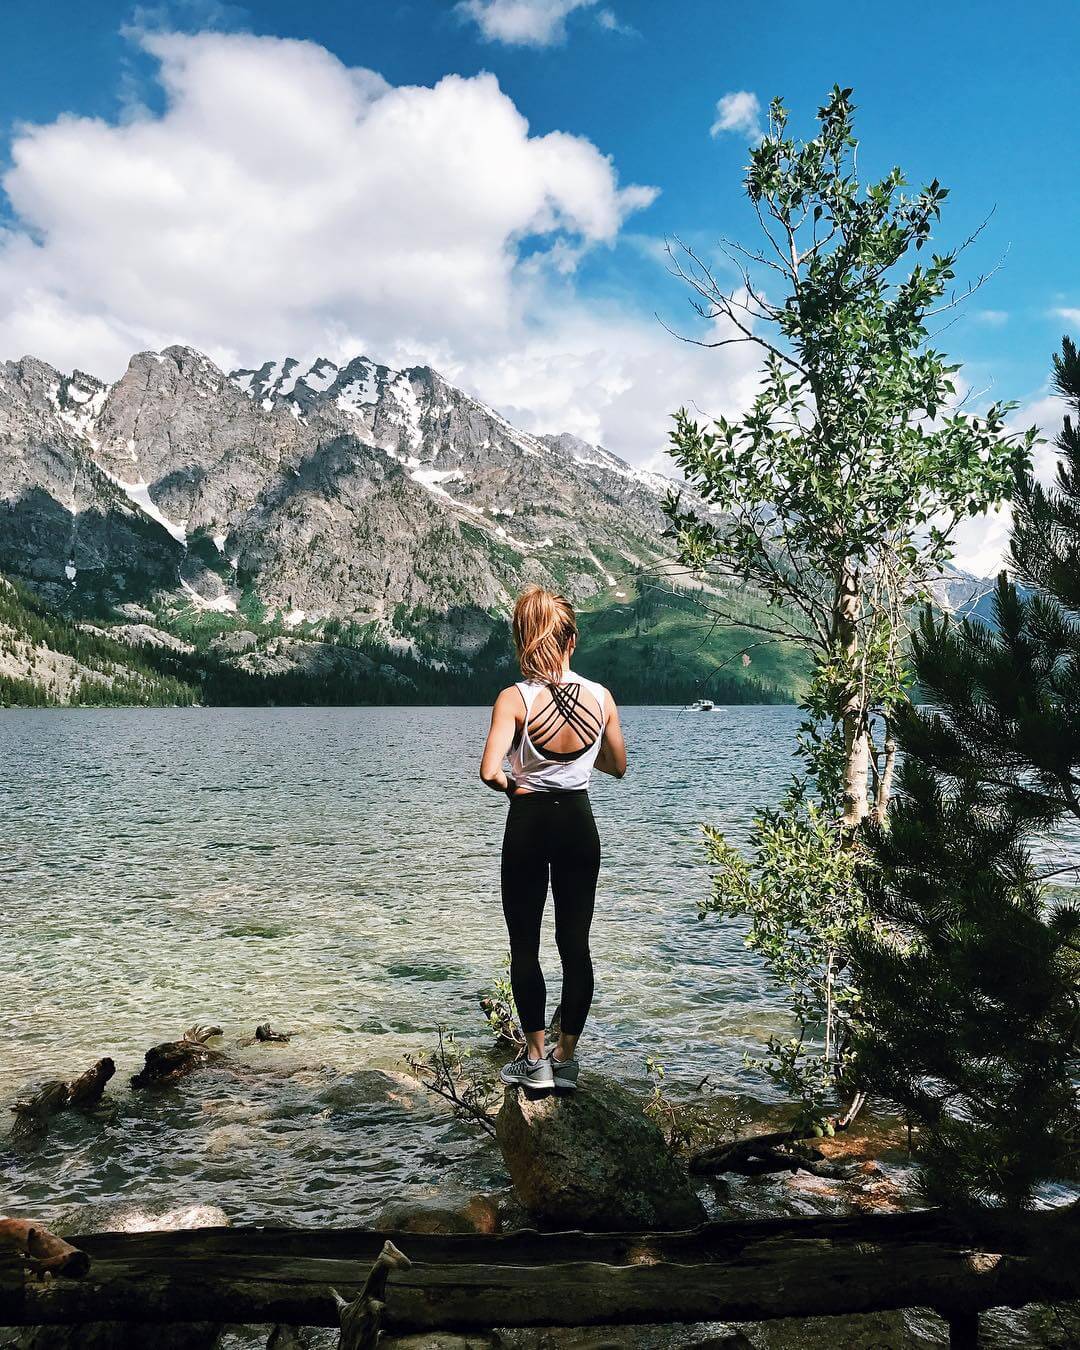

{"left": 850, "top": 340, "right": 1080, "bottom": 1206}
{"left": 665, "top": 87, "right": 1033, "bottom": 1107}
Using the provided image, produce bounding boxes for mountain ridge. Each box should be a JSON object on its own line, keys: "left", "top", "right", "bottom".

{"left": 1, "top": 343, "right": 681, "bottom": 631}
{"left": 0, "top": 342, "right": 993, "bottom": 707}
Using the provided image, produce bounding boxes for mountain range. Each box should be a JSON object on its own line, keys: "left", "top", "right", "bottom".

{"left": 1, "top": 344, "right": 783, "bottom": 704}
{"left": 0, "top": 344, "right": 995, "bottom": 707}
{"left": 1, "top": 344, "right": 680, "bottom": 629}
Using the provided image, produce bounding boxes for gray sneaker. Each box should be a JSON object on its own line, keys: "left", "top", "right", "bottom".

{"left": 547, "top": 1048, "right": 580, "bottom": 1092}
{"left": 500, "top": 1050, "right": 555, "bottom": 1090}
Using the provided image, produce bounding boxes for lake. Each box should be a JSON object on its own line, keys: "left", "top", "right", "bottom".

{"left": 0, "top": 704, "right": 800, "bottom": 1227}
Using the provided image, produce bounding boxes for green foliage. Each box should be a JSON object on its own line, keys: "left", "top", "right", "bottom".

{"left": 1, "top": 570, "right": 806, "bottom": 709}
{"left": 404, "top": 1026, "right": 501, "bottom": 1138}
{"left": 0, "top": 576, "right": 197, "bottom": 707}
{"left": 237, "top": 585, "right": 267, "bottom": 628}
{"left": 576, "top": 579, "right": 803, "bottom": 704}
{"left": 665, "top": 84, "right": 1032, "bottom": 721}
{"left": 851, "top": 337, "right": 1080, "bottom": 1206}
{"left": 663, "top": 86, "right": 1033, "bottom": 1106}
{"left": 701, "top": 782, "right": 866, "bottom": 1109}
{"left": 642, "top": 1056, "right": 748, "bottom": 1154}
{"left": 481, "top": 952, "right": 521, "bottom": 1044}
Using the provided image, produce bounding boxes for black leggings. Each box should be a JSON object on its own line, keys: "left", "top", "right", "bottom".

{"left": 500, "top": 789, "right": 601, "bottom": 1037}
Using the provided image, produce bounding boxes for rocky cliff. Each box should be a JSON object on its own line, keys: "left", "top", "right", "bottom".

{"left": 0, "top": 345, "right": 681, "bottom": 656}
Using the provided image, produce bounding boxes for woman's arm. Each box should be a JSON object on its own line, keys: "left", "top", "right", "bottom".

{"left": 479, "top": 687, "right": 522, "bottom": 794}
{"left": 594, "top": 691, "right": 627, "bottom": 778}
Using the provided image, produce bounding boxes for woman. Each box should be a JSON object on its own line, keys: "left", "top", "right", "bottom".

{"left": 479, "top": 585, "right": 627, "bottom": 1091}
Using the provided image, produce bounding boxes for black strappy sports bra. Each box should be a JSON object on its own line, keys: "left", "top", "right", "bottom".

{"left": 506, "top": 672, "right": 608, "bottom": 792}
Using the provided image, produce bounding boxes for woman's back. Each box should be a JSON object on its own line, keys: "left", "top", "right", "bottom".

{"left": 507, "top": 670, "right": 608, "bottom": 793}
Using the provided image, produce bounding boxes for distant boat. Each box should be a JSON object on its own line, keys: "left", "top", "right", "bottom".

{"left": 690, "top": 698, "right": 715, "bottom": 712}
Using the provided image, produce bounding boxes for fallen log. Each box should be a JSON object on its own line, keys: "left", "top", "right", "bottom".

{"left": 0, "top": 1206, "right": 1075, "bottom": 1336}
{"left": 0, "top": 1222, "right": 89, "bottom": 1279}
{"left": 9, "top": 1060, "right": 115, "bottom": 1143}
{"left": 698, "top": 1140, "right": 856, "bottom": 1180}
{"left": 690, "top": 1127, "right": 800, "bottom": 1174}
{"left": 689, "top": 1093, "right": 867, "bottom": 1176}
{"left": 130, "top": 1026, "right": 223, "bottom": 1088}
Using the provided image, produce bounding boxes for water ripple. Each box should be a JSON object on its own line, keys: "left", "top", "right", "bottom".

{"left": 0, "top": 704, "right": 800, "bottom": 1224}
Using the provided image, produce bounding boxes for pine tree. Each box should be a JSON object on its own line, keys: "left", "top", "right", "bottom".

{"left": 851, "top": 338, "right": 1080, "bottom": 1207}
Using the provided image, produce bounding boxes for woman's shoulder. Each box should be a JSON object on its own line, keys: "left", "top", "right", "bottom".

{"left": 574, "top": 669, "right": 607, "bottom": 691}
{"left": 495, "top": 681, "right": 531, "bottom": 709}
{"left": 576, "top": 672, "right": 614, "bottom": 706}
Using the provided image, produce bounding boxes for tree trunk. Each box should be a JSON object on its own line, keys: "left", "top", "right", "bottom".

{"left": 835, "top": 560, "right": 870, "bottom": 830}
{"left": 871, "top": 723, "right": 898, "bottom": 826}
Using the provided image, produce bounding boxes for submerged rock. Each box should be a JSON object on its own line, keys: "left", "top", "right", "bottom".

{"left": 57, "top": 1200, "right": 229, "bottom": 1235}
{"left": 12, "top": 1329, "right": 219, "bottom": 1350}
{"left": 495, "top": 1073, "right": 706, "bottom": 1231}
{"left": 374, "top": 1192, "right": 501, "bottom": 1235}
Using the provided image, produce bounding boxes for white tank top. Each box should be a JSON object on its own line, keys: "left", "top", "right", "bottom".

{"left": 505, "top": 671, "right": 609, "bottom": 793}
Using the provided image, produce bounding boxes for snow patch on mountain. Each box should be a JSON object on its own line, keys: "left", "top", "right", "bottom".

{"left": 50, "top": 372, "right": 108, "bottom": 437}
{"left": 303, "top": 359, "right": 339, "bottom": 394}
{"left": 387, "top": 373, "right": 423, "bottom": 451}
{"left": 541, "top": 431, "right": 675, "bottom": 495}
{"left": 276, "top": 358, "right": 303, "bottom": 397}
{"left": 337, "top": 364, "right": 380, "bottom": 411}
{"left": 103, "top": 470, "right": 188, "bottom": 546}
{"left": 179, "top": 577, "right": 236, "bottom": 612}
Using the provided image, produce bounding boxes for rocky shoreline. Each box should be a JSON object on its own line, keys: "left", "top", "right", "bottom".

{"left": 3, "top": 1021, "right": 1075, "bottom": 1349}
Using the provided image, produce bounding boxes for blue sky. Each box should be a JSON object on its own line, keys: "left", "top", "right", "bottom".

{"left": 0, "top": 0, "right": 1075, "bottom": 569}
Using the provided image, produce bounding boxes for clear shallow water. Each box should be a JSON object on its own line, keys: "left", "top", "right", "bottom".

{"left": 0, "top": 704, "right": 801, "bottom": 1225}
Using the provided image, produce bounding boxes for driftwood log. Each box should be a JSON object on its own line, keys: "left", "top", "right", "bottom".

{"left": 0, "top": 1206, "right": 1076, "bottom": 1346}
{"left": 236, "top": 1024, "right": 293, "bottom": 1048}
{"left": 690, "top": 1131, "right": 859, "bottom": 1179}
{"left": 130, "top": 1026, "right": 223, "bottom": 1088}
{"left": 9, "top": 1060, "right": 115, "bottom": 1143}
{"left": 689, "top": 1092, "right": 867, "bottom": 1176}
{"left": 333, "top": 1240, "right": 412, "bottom": 1350}
{"left": 0, "top": 1221, "right": 89, "bottom": 1279}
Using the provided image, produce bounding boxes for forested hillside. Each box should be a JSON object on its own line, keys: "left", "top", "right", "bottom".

{"left": 0, "top": 571, "right": 803, "bottom": 708}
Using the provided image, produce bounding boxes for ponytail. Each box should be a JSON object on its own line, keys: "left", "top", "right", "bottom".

{"left": 512, "top": 585, "right": 577, "bottom": 684}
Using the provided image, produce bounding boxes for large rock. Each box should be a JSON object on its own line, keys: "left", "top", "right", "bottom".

{"left": 374, "top": 1192, "right": 501, "bottom": 1235}
{"left": 495, "top": 1073, "right": 706, "bottom": 1231}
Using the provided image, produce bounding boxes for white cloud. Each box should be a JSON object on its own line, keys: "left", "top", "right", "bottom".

{"left": 1051, "top": 307, "right": 1080, "bottom": 328}
{"left": 972, "top": 309, "right": 1008, "bottom": 327}
{"left": 710, "top": 91, "right": 762, "bottom": 141}
{"left": 456, "top": 0, "right": 599, "bottom": 47}
{"left": 0, "top": 28, "right": 763, "bottom": 463}
{"left": 951, "top": 392, "right": 1065, "bottom": 577}
{"left": 457, "top": 305, "right": 765, "bottom": 468}
{"left": 596, "top": 8, "right": 637, "bottom": 35}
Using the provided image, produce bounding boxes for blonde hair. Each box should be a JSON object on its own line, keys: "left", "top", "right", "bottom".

{"left": 512, "top": 585, "right": 577, "bottom": 684}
